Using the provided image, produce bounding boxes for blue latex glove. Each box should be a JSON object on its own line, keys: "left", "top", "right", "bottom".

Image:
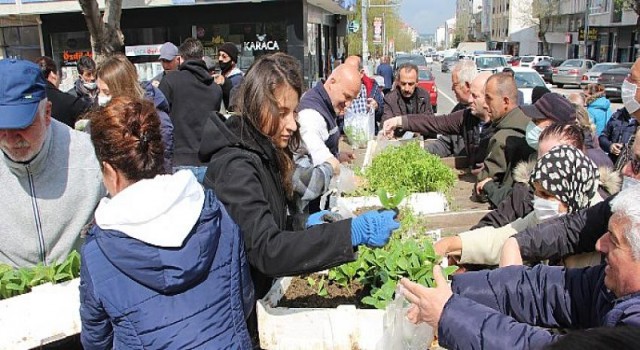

{"left": 305, "top": 210, "right": 344, "bottom": 229}
{"left": 350, "top": 210, "right": 400, "bottom": 247}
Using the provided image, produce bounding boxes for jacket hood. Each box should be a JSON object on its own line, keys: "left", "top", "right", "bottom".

{"left": 513, "top": 159, "right": 620, "bottom": 195}
{"left": 93, "top": 171, "right": 224, "bottom": 293}
{"left": 142, "top": 80, "right": 170, "bottom": 114}
{"left": 588, "top": 96, "right": 611, "bottom": 111}
{"left": 180, "top": 60, "right": 214, "bottom": 85}
{"left": 198, "top": 113, "right": 275, "bottom": 164}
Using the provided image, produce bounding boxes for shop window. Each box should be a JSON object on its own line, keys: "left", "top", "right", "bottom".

{"left": 1, "top": 26, "right": 41, "bottom": 61}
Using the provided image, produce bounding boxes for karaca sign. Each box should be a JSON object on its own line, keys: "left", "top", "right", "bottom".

{"left": 244, "top": 34, "right": 280, "bottom": 51}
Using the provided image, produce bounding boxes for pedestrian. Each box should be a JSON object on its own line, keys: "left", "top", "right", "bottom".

{"left": 0, "top": 58, "right": 104, "bottom": 267}
{"left": 80, "top": 96, "right": 253, "bottom": 350}
{"left": 96, "top": 54, "right": 174, "bottom": 172}
{"left": 68, "top": 55, "right": 98, "bottom": 107}
{"left": 584, "top": 83, "right": 613, "bottom": 136}
{"left": 215, "top": 42, "right": 244, "bottom": 109}
{"left": 151, "top": 42, "right": 180, "bottom": 87}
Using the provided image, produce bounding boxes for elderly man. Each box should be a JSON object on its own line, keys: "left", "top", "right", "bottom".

{"left": 476, "top": 72, "right": 534, "bottom": 207}
{"left": 297, "top": 63, "right": 361, "bottom": 176}
{"left": 400, "top": 184, "right": 640, "bottom": 349}
{"left": 152, "top": 42, "right": 180, "bottom": 87}
{"left": 0, "top": 59, "right": 104, "bottom": 267}
{"left": 382, "top": 72, "right": 494, "bottom": 174}
{"left": 381, "top": 63, "right": 431, "bottom": 124}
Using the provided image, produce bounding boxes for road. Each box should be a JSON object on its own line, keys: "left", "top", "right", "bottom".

{"left": 428, "top": 62, "right": 623, "bottom": 114}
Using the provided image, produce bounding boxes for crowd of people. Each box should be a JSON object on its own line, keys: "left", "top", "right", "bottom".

{"left": 1, "top": 36, "right": 640, "bottom": 348}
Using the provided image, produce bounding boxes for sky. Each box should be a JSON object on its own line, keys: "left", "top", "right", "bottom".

{"left": 399, "top": 0, "right": 456, "bottom": 35}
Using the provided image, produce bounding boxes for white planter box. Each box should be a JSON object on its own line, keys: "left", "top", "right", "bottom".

{"left": 257, "top": 277, "right": 434, "bottom": 350}
{"left": 0, "top": 278, "right": 80, "bottom": 349}
{"left": 336, "top": 192, "right": 448, "bottom": 216}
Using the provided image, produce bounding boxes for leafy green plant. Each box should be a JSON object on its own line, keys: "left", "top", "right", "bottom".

{"left": 0, "top": 251, "right": 81, "bottom": 300}
{"left": 363, "top": 142, "right": 456, "bottom": 194}
{"left": 377, "top": 188, "right": 407, "bottom": 210}
{"left": 344, "top": 125, "right": 369, "bottom": 149}
{"left": 307, "top": 275, "right": 328, "bottom": 297}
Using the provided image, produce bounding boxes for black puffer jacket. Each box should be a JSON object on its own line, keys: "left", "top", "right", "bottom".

{"left": 198, "top": 113, "right": 356, "bottom": 299}
{"left": 159, "top": 60, "right": 222, "bottom": 166}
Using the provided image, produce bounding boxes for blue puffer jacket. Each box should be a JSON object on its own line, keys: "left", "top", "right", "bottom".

{"left": 439, "top": 264, "right": 640, "bottom": 350}
{"left": 599, "top": 107, "right": 638, "bottom": 162}
{"left": 587, "top": 96, "right": 613, "bottom": 136}
{"left": 80, "top": 171, "right": 253, "bottom": 350}
{"left": 143, "top": 81, "right": 175, "bottom": 172}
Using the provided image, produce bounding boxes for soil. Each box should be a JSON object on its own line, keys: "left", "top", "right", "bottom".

{"left": 353, "top": 205, "right": 383, "bottom": 216}
{"left": 278, "top": 274, "right": 374, "bottom": 309}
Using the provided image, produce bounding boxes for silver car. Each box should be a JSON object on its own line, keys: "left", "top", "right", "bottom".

{"left": 580, "top": 63, "right": 632, "bottom": 88}
{"left": 552, "top": 59, "right": 596, "bottom": 88}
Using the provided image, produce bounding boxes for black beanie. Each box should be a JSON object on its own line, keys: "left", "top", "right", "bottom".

{"left": 219, "top": 42, "right": 239, "bottom": 63}
{"left": 532, "top": 85, "right": 551, "bottom": 104}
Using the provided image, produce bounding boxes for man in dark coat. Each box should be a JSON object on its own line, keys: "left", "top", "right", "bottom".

{"left": 159, "top": 38, "right": 223, "bottom": 175}
{"left": 398, "top": 185, "right": 640, "bottom": 350}
{"left": 381, "top": 63, "right": 432, "bottom": 126}
{"left": 600, "top": 107, "right": 638, "bottom": 164}
{"left": 34, "top": 56, "right": 90, "bottom": 128}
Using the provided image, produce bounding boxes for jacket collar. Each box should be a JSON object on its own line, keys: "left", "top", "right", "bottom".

{"left": 227, "top": 115, "right": 278, "bottom": 163}
{"left": 3, "top": 123, "right": 53, "bottom": 177}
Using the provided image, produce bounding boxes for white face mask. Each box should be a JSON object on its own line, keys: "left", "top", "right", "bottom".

{"left": 98, "top": 95, "right": 111, "bottom": 107}
{"left": 622, "top": 80, "right": 640, "bottom": 115}
{"left": 622, "top": 176, "right": 640, "bottom": 191}
{"left": 526, "top": 121, "right": 543, "bottom": 150}
{"left": 533, "top": 195, "right": 563, "bottom": 222}
{"left": 83, "top": 82, "right": 97, "bottom": 90}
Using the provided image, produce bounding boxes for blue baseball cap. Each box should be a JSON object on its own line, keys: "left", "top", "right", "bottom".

{"left": 0, "top": 59, "right": 47, "bottom": 129}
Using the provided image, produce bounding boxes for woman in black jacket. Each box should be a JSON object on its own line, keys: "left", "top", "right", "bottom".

{"left": 198, "top": 53, "right": 398, "bottom": 303}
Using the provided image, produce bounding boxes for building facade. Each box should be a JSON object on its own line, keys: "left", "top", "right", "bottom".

{"left": 0, "top": 0, "right": 350, "bottom": 88}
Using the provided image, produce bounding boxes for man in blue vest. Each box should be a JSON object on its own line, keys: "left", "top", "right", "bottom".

{"left": 296, "top": 64, "right": 361, "bottom": 176}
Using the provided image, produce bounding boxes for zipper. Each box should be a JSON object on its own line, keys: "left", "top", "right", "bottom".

{"left": 25, "top": 164, "right": 47, "bottom": 265}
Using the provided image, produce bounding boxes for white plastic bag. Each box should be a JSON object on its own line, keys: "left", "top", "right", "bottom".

{"left": 384, "top": 286, "right": 434, "bottom": 350}
{"left": 344, "top": 109, "right": 375, "bottom": 149}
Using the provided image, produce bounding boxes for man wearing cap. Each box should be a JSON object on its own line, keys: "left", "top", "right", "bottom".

{"left": 215, "top": 42, "right": 244, "bottom": 110}
{"left": 476, "top": 72, "right": 534, "bottom": 208}
{"left": 0, "top": 59, "right": 105, "bottom": 267}
{"left": 152, "top": 42, "right": 180, "bottom": 87}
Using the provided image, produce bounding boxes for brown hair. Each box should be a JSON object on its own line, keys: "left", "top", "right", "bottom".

{"left": 96, "top": 54, "right": 144, "bottom": 99}
{"left": 89, "top": 96, "right": 165, "bottom": 181}
{"left": 234, "top": 52, "right": 303, "bottom": 198}
{"left": 34, "top": 56, "right": 58, "bottom": 80}
{"left": 584, "top": 83, "right": 606, "bottom": 105}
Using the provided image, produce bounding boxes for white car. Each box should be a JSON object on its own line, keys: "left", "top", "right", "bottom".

{"left": 511, "top": 67, "right": 553, "bottom": 105}
{"left": 519, "top": 55, "right": 552, "bottom": 68}
{"left": 474, "top": 55, "right": 508, "bottom": 73}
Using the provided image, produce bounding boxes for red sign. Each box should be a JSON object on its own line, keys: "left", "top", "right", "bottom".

{"left": 63, "top": 50, "right": 92, "bottom": 65}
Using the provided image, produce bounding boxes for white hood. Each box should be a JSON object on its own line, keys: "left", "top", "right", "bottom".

{"left": 95, "top": 170, "right": 205, "bottom": 248}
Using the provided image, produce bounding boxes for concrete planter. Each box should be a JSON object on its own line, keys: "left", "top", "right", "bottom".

{"left": 257, "top": 277, "right": 434, "bottom": 350}
{"left": 336, "top": 192, "right": 448, "bottom": 215}
{"left": 0, "top": 278, "right": 80, "bottom": 349}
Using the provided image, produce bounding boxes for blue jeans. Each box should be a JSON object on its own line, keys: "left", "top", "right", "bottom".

{"left": 173, "top": 166, "right": 207, "bottom": 184}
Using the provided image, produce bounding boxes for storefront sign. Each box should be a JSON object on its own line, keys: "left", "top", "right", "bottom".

{"left": 62, "top": 51, "right": 92, "bottom": 65}
{"left": 125, "top": 44, "right": 163, "bottom": 57}
{"left": 565, "top": 33, "right": 572, "bottom": 44}
{"left": 578, "top": 28, "right": 598, "bottom": 41}
{"left": 244, "top": 34, "right": 280, "bottom": 51}
{"left": 373, "top": 17, "right": 383, "bottom": 44}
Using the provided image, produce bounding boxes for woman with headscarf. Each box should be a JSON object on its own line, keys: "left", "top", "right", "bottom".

{"left": 435, "top": 145, "right": 601, "bottom": 266}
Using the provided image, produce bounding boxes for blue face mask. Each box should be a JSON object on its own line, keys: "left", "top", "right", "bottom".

{"left": 526, "top": 121, "right": 543, "bottom": 150}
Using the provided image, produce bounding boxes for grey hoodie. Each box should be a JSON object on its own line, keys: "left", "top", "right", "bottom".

{"left": 0, "top": 120, "right": 105, "bottom": 267}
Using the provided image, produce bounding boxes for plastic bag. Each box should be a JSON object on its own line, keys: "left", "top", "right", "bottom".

{"left": 383, "top": 286, "right": 434, "bottom": 350}
{"left": 344, "top": 108, "right": 375, "bottom": 149}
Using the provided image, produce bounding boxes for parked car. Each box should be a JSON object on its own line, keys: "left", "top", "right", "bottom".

{"left": 417, "top": 67, "right": 438, "bottom": 113}
{"left": 512, "top": 67, "right": 551, "bottom": 105}
{"left": 519, "top": 55, "right": 552, "bottom": 68}
{"left": 474, "top": 55, "right": 509, "bottom": 73}
{"left": 598, "top": 67, "right": 631, "bottom": 101}
{"left": 508, "top": 56, "right": 521, "bottom": 67}
{"left": 580, "top": 63, "right": 632, "bottom": 88}
{"left": 441, "top": 56, "right": 459, "bottom": 72}
{"left": 532, "top": 60, "right": 554, "bottom": 83}
{"left": 394, "top": 54, "right": 427, "bottom": 71}
{"left": 552, "top": 59, "right": 596, "bottom": 88}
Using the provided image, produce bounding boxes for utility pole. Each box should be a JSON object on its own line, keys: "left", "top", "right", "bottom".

{"left": 362, "top": 0, "right": 369, "bottom": 63}
{"left": 583, "top": 0, "right": 590, "bottom": 59}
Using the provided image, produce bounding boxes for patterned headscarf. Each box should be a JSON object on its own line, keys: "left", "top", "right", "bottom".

{"left": 530, "top": 145, "right": 599, "bottom": 213}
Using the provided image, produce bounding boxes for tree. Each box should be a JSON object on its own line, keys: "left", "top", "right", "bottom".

{"left": 613, "top": 0, "right": 640, "bottom": 59}
{"left": 78, "top": 0, "right": 124, "bottom": 63}
{"left": 529, "top": 0, "right": 562, "bottom": 55}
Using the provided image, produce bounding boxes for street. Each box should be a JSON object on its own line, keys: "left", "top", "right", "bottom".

{"left": 428, "top": 62, "right": 623, "bottom": 114}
